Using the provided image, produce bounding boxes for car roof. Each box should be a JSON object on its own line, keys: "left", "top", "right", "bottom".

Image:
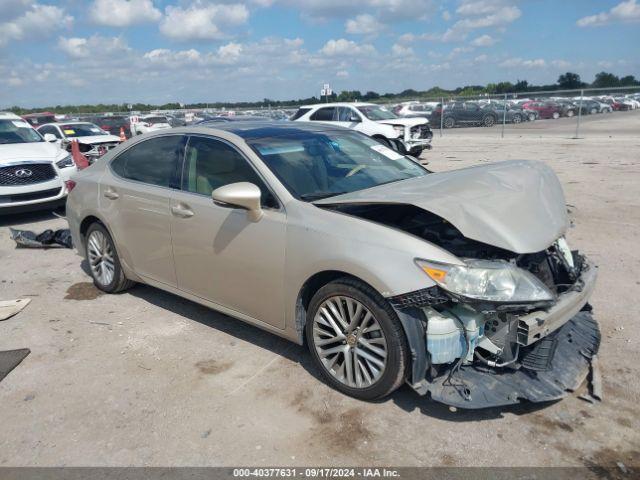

{"left": 0, "top": 112, "right": 23, "bottom": 120}
{"left": 299, "top": 102, "right": 376, "bottom": 109}
{"left": 170, "top": 121, "right": 349, "bottom": 140}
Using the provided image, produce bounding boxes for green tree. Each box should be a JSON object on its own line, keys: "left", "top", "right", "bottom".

{"left": 557, "top": 72, "right": 584, "bottom": 89}
{"left": 619, "top": 75, "right": 639, "bottom": 86}
{"left": 591, "top": 71, "right": 620, "bottom": 88}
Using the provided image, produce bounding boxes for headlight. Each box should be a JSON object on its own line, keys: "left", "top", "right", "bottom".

{"left": 56, "top": 154, "right": 75, "bottom": 168}
{"left": 392, "top": 125, "right": 405, "bottom": 137}
{"left": 416, "top": 258, "right": 554, "bottom": 303}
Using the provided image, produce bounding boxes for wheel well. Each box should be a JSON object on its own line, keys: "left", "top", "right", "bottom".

{"left": 79, "top": 215, "right": 103, "bottom": 240}
{"left": 295, "top": 271, "right": 374, "bottom": 343}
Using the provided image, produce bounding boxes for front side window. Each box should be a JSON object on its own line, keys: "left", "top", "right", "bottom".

{"left": 183, "top": 136, "right": 276, "bottom": 207}
{"left": 249, "top": 131, "right": 427, "bottom": 201}
{"left": 111, "top": 135, "right": 184, "bottom": 188}
{"left": 310, "top": 108, "right": 336, "bottom": 121}
{"left": 0, "top": 119, "right": 43, "bottom": 144}
{"left": 336, "top": 107, "right": 359, "bottom": 122}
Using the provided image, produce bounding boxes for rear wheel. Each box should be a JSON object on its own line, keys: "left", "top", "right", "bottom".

{"left": 512, "top": 114, "right": 522, "bottom": 124}
{"left": 528, "top": 113, "right": 536, "bottom": 121}
{"left": 85, "top": 223, "right": 134, "bottom": 293}
{"left": 590, "top": 108, "right": 598, "bottom": 115}
{"left": 552, "top": 111, "right": 560, "bottom": 119}
{"left": 566, "top": 110, "right": 575, "bottom": 118}
{"left": 305, "top": 278, "right": 408, "bottom": 400}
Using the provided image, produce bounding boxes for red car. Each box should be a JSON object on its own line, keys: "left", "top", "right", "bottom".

{"left": 521, "top": 101, "right": 562, "bottom": 119}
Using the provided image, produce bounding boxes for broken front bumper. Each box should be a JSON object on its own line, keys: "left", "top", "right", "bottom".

{"left": 426, "top": 312, "right": 600, "bottom": 409}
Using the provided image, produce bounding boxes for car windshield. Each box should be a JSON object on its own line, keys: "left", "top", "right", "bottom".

{"left": 0, "top": 119, "right": 43, "bottom": 144}
{"left": 249, "top": 130, "right": 427, "bottom": 200}
{"left": 356, "top": 105, "right": 398, "bottom": 121}
{"left": 60, "top": 123, "right": 106, "bottom": 137}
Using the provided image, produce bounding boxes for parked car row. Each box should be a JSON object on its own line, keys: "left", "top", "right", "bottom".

{"left": 391, "top": 93, "right": 640, "bottom": 128}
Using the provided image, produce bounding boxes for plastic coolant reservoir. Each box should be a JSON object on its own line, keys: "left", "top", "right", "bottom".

{"left": 423, "top": 305, "right": 482, "bottom": 365}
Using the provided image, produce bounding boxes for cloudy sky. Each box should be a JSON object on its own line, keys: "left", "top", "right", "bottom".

{"left": 1, "top": 0, "right": 639, "bottom": 107}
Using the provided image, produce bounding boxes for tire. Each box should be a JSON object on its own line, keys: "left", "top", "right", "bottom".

{"left": 443, "top": 116, "right": 455, "bottom": 129}
{"left": 512, "top": 114, "right": 522, "bottom": 124}
{"left": 305, "top": 278, "right": 409, "bottom": 401}
{"left": 409, "top": 147, "right": 423, "bottom": 158}
{"left": 85, "top": 223, "right": 135, "bottom": 293}
{"left": 566, "top": 110, "right": 575, "bottom": 118}
{"left": 483, "top": 115, "right": 496, "bottom": 127}
{"left": 590, "top": 108, "right": 598, "bottom": 115}
{"left": 528, "top": 113, "right": 536, "bottom": 121}
{"left": 552, "top": 112, "right": 560, "bottom": 119}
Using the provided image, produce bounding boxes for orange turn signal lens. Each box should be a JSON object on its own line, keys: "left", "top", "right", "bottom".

{"left": 422, "top": 266, "right": 447, "bottom": 282}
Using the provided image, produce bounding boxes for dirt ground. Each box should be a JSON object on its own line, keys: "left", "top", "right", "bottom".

{"left": 0, "top": 111, "right": 639, "bottom": 471}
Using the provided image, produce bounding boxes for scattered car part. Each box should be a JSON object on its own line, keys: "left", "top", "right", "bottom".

{"left": 10, "top": 228, "right": 73, "bottom": 248}
{"left": 0, "top": 299, "right": 31, "bottom": 321}
{"left": 0, "top": 348, "right": 31, "bottom": 383}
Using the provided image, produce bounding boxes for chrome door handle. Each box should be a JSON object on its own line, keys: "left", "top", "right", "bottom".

{"left": 104, "top": 188, "right": 119, "bottom": 200}
{"left": 171, "top": 204, "right": 194, "bottom": 218}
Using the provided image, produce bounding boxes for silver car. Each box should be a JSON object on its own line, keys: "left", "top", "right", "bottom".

{"left": 66, "top": 122, "right": 599, "bottom": 409}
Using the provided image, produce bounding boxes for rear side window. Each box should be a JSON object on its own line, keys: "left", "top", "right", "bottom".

{"left": 290, "top": 108, "right": 311, "bottom": 121}
{"left": 310, "top": 107, "right": 336, "bottom": 121}
{"left": 111, "top": 135, "right": 184, "bottom": 188}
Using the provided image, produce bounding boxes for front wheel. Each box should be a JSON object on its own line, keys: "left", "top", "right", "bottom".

{"left": 552, "top": 112, "right": 560, "bottom": 119}
{"left": 566, "top": 110, "right": 575, "bottom": 118}
{"left": 512, "top": 114, "right": 522, "bottom": 124}
{"left": 305, "top": 278, "right": 409, "bottom": 400}
{"left": 443, "top": 116, "right": 455, "bottom": 128}
{"left": 483, "top": 115, "right": 496, "bottom": 127}
{"left": 85, "top": 223, "right": 134, "bottom": 293}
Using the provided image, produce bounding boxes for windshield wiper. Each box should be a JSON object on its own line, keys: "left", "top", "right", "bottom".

{"left": 300, "top": 191, "right": 348, "bottom": 201}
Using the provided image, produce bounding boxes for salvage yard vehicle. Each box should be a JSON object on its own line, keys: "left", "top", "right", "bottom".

{"left": 66, "top": 122, "right": 599, "bottom": 409}
{"left": 37, "top": 122, "right": 121, "bottom": 163}
{"left": 292, "top": 103, "right": 432, "bottom": 157}
{"left": 91, "top": 115, "right": 132, "bottom": 138}
{"left": 430, "top": 102, "right": 499, "bottom": 128}
{"left": 131, "top": 115, "right": 172, "bottom": 136}
{"left": 0, "top": 112, "right": 76, "bottom": 213}
{"left": 521, "top": 101, "right": 562, "bottom": 120}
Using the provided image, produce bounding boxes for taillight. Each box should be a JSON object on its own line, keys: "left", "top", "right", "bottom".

{"left": 65, "top": 180, "right": 77, "bottom": 192}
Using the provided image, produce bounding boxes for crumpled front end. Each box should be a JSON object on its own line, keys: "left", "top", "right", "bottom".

{"left": 390, "top": 243, "right": 600, "bottom": 409}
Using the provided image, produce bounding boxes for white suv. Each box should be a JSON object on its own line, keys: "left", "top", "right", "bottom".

{"left": 292, "top": 102, "right": 432, "bottom": 157}
{"left": 0, "top": 112, "right": 76, "bottom": 213}
{"left": 131, "top": 115, "right": 172, "bottom": 136}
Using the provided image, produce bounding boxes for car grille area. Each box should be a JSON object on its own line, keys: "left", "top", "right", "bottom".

{"left": 0, "top": 163, "right": 57, "bottom": 186}
{"left": 0, "top": 187, "right": 62, "bottom": 204}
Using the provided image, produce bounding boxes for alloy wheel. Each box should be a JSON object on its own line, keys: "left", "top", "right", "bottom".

{"left": 87, "top": 230, "right": 115, "bottom": 287}
{"left": 312, "top": 296, "right": 388, "bottom": 389}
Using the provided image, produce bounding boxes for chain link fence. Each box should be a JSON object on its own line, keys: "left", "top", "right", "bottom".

{"left": 375, "top": 86, "right": 640, "bottom": 139}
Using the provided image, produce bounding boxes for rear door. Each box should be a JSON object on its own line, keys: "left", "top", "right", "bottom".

{"left": 101, "top": 134, "right": 186, "bottom": 287}
{"left": 169, "top": 135, "right": 287, "bottom": 329}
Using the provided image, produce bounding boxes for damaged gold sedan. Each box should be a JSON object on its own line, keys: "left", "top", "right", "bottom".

{"left": 66, "top": 122, "right": 599, "bottom": 409}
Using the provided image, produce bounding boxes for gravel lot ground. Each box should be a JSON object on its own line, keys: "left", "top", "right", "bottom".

{"left": 0, "top": 111, "right": 638, "bottom": 472}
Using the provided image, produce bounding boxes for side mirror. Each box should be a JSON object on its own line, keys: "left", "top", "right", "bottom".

{"left": 43, "top": 133, "right": 57, "bottom": 142}
{"left": 349, "top": 116, "right": 361, "bottom": 123}
{"left": 212, "top": 182, "right": 263, "bottom": 222}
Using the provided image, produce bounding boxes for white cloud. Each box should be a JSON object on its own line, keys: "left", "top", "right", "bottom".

{"left": 58, "top": 35, "right": 130, "bottom": 59}
{"left": 319, "top": 38, "right": 376, "bottom": 56}
{"left": 345, "top": 14, "right": 382, "bottom": 34}
{"left": 391, "top": 43, "right": 414, "bottom": 56}
{"left": 336, "top": 70, "right": 349, "bottom": 78}
{"left": 442, "top": 10, "right": 451, "bottom": 21}
{"left": 0, "top": 4, "right": 73, "bottom": 47}
{"left": 456, "top": 0, "right": 512, "bottom": 16}
{"left": 470, "top": 34, "right": 496, "bottom": 47}
{"left": 454, "top": 6, "right": 521, "bottom": 29}
{"left": 551, "top": 59, "right": 571, "bottom": 69}
{"left": 159, "top": 4, "right": 249, "bottom": 40}
{"left": 577, "top": 0, "right": 640, "bottom": 27}
{"left": 499, "top": 57, "right": 546, "bottom": 68}
{"left": 89, "top": 0, "right": 161, "bottom": 27}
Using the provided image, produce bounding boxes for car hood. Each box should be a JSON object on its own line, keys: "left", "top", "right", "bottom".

{"left": 73, "top": 135, "right": 120, "bottom": 144}
{"left": 377, "top": 117, "right": 429, "bottom": 127}
{"left": 0, "top": 141, "right": 62, "bottom": 163}
{"left": 314, "top": 160, "right": 568, "bottom": 254}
